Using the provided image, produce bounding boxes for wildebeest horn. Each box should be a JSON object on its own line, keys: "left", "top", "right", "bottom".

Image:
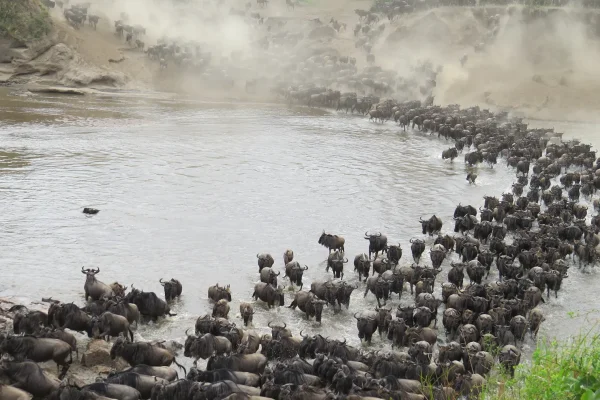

{"left": 419, "top": 217, "right": 424, "bottom": 222}
{"left": 94, "top": 268, "right": 100, "bottom": 273}
{"left": 159, "top": 278, "right": 165, "bottom": 286}
{"left": 300, "top": 330, "right": 307, "bottom": 338}
{"left": 256, "top": 254, "right": 259, "bottom": 258}
{"left": 342, "top": 338, "right": 347, "bottom": 345}
{"left": 410, "top": 238, "right": 414, "bottom": 243}
{"left": 354, "top": 283, "right": 359, "bottom": 289}
{"left": 185, "top": 328, "right": 191, "bottom": 336}
{"left": 276, "top": 272, "right": 280, "bottom": 276}
{"left": 354, "top": 312, "right": 360, "bottom": 319}
{"left": 81, "top": 267, "right": 86, "bottom": 274}
{"left": 304, "top": 265, "right": 309, "bottom": 270}
{"left": 282, "top": 322, "right": 286, "bottom": 329}
{"left": 268, "top": 321, "right": 274, "bottom": 328}
{"left": 376, "top": 232, "right": 381, "bottom": 237}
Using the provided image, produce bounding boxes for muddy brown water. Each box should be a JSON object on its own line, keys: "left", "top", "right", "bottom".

{"left": 0, "top": 87, "right": 598, "bottom": 370}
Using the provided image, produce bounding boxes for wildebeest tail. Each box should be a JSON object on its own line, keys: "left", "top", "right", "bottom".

{"left": 173, "top": 358, "right": 187, "bottom": 376}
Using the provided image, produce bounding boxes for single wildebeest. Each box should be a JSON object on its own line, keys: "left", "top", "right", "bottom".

{"left": 410, "top": 239, "right": 426, "bottom": 263}
{"left": 48, "top": 302, "right": 92, "bottom": 332}
{"left": 110, "top": 337, "right": 187, "bottom": 375}
{"left": 117, "top": 364, "right": 178, "bottom": 381}
{"left": 0, "top": 384, "right": 31, "bottom": 400}
{"left": 0, "top": 360, "right": 60, "bottom": 397}
{"left": 354, "top": 311, "right": 378, "bottom": 344}
{"left": 184, "top": 331, "right": 232, "bottom": 361}
{"left": 106, "top": 298, "right": 140, "bottom": 327}
{"left": 187, "top": 368, "right": 260, "bottom": 387}
{"left": 430, "top": 247, "right": 446, "bottom": 269}
{"left": 88, "top": 311, "right": 134, "bottom": 342}
{"left": 498, "top": 345, "right": 521, "bottom": 377}
{"left": 252, "top": 283, "right": 285, "bottom": 308}
{"left": 212, "top": 299, "right": 230, "bottom": 319}
{"left": 318, "top": 231, "right": 345, "bottom": 253}
{"left": 0, "top": 335, "right": 72, "bottom": 379}
{"left": 442, "top": 147, "right": 458, "bottom": 161}
{"left": 37, "top": 327, "right": 78, "bottom": 357}
{"left": 420, "top": 215, "right": 443, "bottom": 236}
{"left": 10, "top": 305, "right": 48, "bottom": 334}
{"left": 327, "top": 250, "right": 348, "bottom": 279}
{"left": 364, "top": 231, "right": 388, "bottom": 259}
{"left": 528, "top": 308, "right": 545, "bottom": 338}
{"left": 387, "top": 244, "right": 403, "bottom": 265}
{"left": 454, "top": 204, "right": 477, "bottom": 218}
{"left": 125, "top": 287, "right": 174, "bottom": 321}
{"left": 285, "top": 261, "right": 308, "bottom": 289}
{"left": 81, "top": 382, "right": 141, "bottom": 400}
{"left": 88, "top": 14, "right": 99, "bottom": 29}
{"left": 259, "top": 267, "right": 280, "bottom": 286}
{"left": 364, "top": 276, "right": 390, "bottom": 307}
{"left": 387, "top": 318, "right": 408, "bottom": 347}
{"left": 208, "top": 284, "right": 232, "bottom": 302}
{"left": 354, "top": 253, "right": 371, "bottom": 281}
{"left": 82, "top": 267, "right": 115, "bottom": 301}
{"left": 206, "top": 353, "right": 268, "bottom": 374}
{"left": 256, "top": 253, "right": 275, "bottom": 272}
{"left": 160, "top": 278, "right": 182, "bottom": 301}
{"left": 110, "top": 282, "right": 127, "bottom": 297}
{"left": 104, "top": 371, "right": 169, "bottom": 399}
{"left": 283, "top": 249, "right": 294, "bottom": 266}
{"left": 239, "top": 302, "right": 254, "bottom": 326}
{"left": 288, "top": 291, "right": 326, "bottom": 323}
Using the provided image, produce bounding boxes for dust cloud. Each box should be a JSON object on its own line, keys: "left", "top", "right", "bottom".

{"left": 67, "top": 0, "right": 600, "bottom": 121}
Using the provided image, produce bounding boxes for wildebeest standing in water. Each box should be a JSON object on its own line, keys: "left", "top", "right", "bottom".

{"left": 82, "top": 267, "right": 114, "bottom": 301}
{"left": 88, "top": 311, "right": 134, "bottom": 342}
{"left": 110, "top": 337, "right": 187, "bottom": 375}
{"left": 318, "top": 231, "right": 346, "bottom": 254}
{"left": 420, "top": 215, "right": 443, "bottom": 236}
{"left": 208, "top": 284, "right": 232, "bottom": 302}
{"left": 252, "top": 283, "right": 285, "bottom": 308}
{"left": 239, "top": 302, "right": 254, "bottom": 326}
{"left": 283, "top": 249, "right": 294, "bottom": 266}
{"left": 160, "top": 278, "right": 182, "bottom": 301}
{"left": 256, "top": 253, "right": 274, "bottom": 272}
{"left": 364, "top": 231, "right": 388, "bottom": 259}
{"left": 125, "top": 287, "right": 174, "bottom": 321}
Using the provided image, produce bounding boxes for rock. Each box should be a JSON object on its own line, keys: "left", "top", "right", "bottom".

{"left": 81, "top": 339, "right": 113, "bottom": 368}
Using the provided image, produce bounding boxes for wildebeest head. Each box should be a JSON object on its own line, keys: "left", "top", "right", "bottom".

{"left": 81, "top": 266, "right": 100, "bottom": 280}
{"left": 268, "top": 321, "right": 290, "bottom": 340}
{"left": 310, "top": 299, "right": 326, "bottom": 323}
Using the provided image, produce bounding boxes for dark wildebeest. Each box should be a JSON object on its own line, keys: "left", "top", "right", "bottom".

{"left": 110, "top": 337, "right": 187, "bottom": 375}
{"left": 283, "top": 249, "right": 294, "bottom": 266}
{"left": 206, "top": 353, "right": 268, "bottom": 374}
{"left": 410, "top": 238, "right": 426, "bottom": 264}
{"left": 81, "top": 382, "right": 141, "bottom": 400}
{"left": 353, "top": 253, "right": 371, "bottom": 281}
{"left": 37, "top": 327, "right": 79, "bottom": 357}
{"left": 318, "top": 231, "right": 346, "bottom": 254}
{"left": 354, "top": 311, "right": 378, "bottom": 344}
{"left": 420, "top": 215, "right": 443, "bottom": 236}
{"left": 0, "top": 335, "right": 72, "bottom": 379}
{"left": 88, "top": 311, "right": 134, "bottom": 342}
{"left": 257, "top": 254, "right": 275, "bottom": 272}
{"left": 387, "top": 244, "right": 403, "bottom": 265}
{"left": 184, "top": 331, "right": 232, "bottom": 361}
{"left": 125, "top": 287, "right": 174, "bottom": 320}
{"left": 327, "top": 251, "right": 348, "bottom": 279}
{"left": 160, "top": 278, "right": 182, "bottom": 301}
{"left": 239, "top": 302, "right": 255, "bottom": 326}
{"left": 207, "top": 284, "right": 232, "bottom": 302}
{"left": 212, "top": 299, "right": 230, "bottom": 319}
{"left": 47, "top": 303, "right": 91, "bottom": 334}
{"left": 0, "top": 360, "right": 60, "bottom": 397}
{"left": 82, "top": 267, "right": 115, "bottom": 301}
{"left": 104, "top": 371, "right": 169, "bottom": 399}
{"left": 10, "top": 305, "right": 48, "bottom": 334}
{"left": 285, "top": 261, "right": 309, "bottom": 289}
{"left": 88, "top": 14, "right": 99, "bottom": 29}
{"left": 288, "top": 291, "right": 326, "bottom": 323}
{"left": 252, "top": 283, "right": 285, "bottom": 308}
{"left": 364, "top": 231, "right": 388, "bottom": 259}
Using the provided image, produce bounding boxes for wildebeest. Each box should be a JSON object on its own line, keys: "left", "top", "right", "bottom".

{"left": 364, "top": 231, "right": 388, "bottom": 259}
{"left": 354, "top": 311, "right": 378, "bottom": 344}
{"left": 285, "top": 261, "right": 309, "bottom": 289}
{"left": 82, "top": 267, "right": 115, "bottom": 301}
{"left": 207, "top": 353, "right": 268, "bottom": 374}
{"left": 184, "top": 331, "right": 232, "bottom": 361}
{"left": 252, "top": 282, "right": 285, "bottom": 308}
{"left": 187, "top": 368, "right": 260, "bottom": 387}
{"left": 48, "top": 302, "right": 91, "bottom": 332}
{"left": 88, "top": 14, "right": 99, "bottom": 29}
{"left": 288, "top": 291, "right": 326, "bottom": 323}
{"left": 0, "top": 360, "right": 60, "bottom": 397}
{"left": 110, "top": 337, "right": 187, "bottom": 375}
{"left": 213, "top": 299, "right": 230, "bottom": 319}
{"left": 318, "top": 231, "right": 346, "bottom": 253}
{"left": 410, "top": 238, "right": 426, "bottom": 264}
{"left": 117, "top": 364, "right": 178, "bottom": 381}
{"left": 88, "top": 311, "right": 134, "bottom": 342}
{"left": 125, "top": 287, "right": 173, "bottom": 320}
{"left": 387, "top": 244, "right": 403, "bottom": 265}
{"left": 0, "top": 335, "right": 72, "bottom": 378}
{"left": 353, "top": 253, "right": 371, "bottom": 281}
{"left": 239, "top": 302, "right": 255, "bottom": 326}
{"left": 9, "top": 305, "right": 48, "bottom": 334}
{"left": 81, "top": 382, "right": 141, "bottom": 400}
{"left": 260, "top": 267, "right": 280, "bottom": 286}
{"left": 104, "top": 371, "right": 168, "bottom": 399}
{"left": 257, "top": 254, "right": 275, "bottom": 272}
{"left": 159, "top": 278, "right": 182, "bottom": 301}
{"left": 37, "top": 327, "right": 78, "bottom": 357}
{"left": 283, "top": 249, "right": 294, "bottom": 266}
{"left": 327, "top": 250, "right": 348, "bottom": 279}
{"left": 420, "top": 215, "right": 443, "bottom": 236}
{"left": 208, "top": 284, "right": 232, "bottom": 302}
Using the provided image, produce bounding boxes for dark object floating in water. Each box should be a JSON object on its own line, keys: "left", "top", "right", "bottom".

{"left": 83, "top": 208, "right": 99, "bottom": 215}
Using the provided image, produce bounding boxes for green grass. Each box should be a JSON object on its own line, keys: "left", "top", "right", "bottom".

{"left": 0, "top": 0, "right": 52, "bottom": 43}
{"left": 485, "top": 325, "right": 600, "bottom": 400}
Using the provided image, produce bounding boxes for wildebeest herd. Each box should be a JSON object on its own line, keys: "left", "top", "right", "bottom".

{"left": 1, "top": 102, "right": 598, "bottom": 400}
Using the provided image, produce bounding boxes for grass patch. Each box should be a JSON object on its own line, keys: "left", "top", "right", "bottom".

{"left": 0, "top": 0, "right": 52, "bottom": 43}
{"left": 485, "top": 325, "right": 600, "bottom": 400}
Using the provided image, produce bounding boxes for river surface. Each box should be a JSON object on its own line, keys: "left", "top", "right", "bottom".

{"left": 0, "top": 87, "right": 598, "bottom": 367}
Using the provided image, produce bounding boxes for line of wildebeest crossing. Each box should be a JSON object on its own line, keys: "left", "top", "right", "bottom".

{"left": 1, "top": 106, "right": 599, "bottom": 400}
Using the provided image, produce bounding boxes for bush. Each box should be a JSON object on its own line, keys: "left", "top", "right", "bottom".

{"left": 0, "top": 0, "right": 52, "bottom": 43}
{"left": 486, "top": 326, "right": 600, "bottom": 400}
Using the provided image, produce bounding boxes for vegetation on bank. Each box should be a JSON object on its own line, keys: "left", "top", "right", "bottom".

{"left": 484, "top": 324, "right": 600, "bottom": 400}
{"left": 0, "top": 0, "right": 52, "bottom": 43}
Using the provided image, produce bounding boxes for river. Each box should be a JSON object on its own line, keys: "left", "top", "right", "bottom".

{"left": 0, "top": 87, "right": 598, "bottom": 367}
